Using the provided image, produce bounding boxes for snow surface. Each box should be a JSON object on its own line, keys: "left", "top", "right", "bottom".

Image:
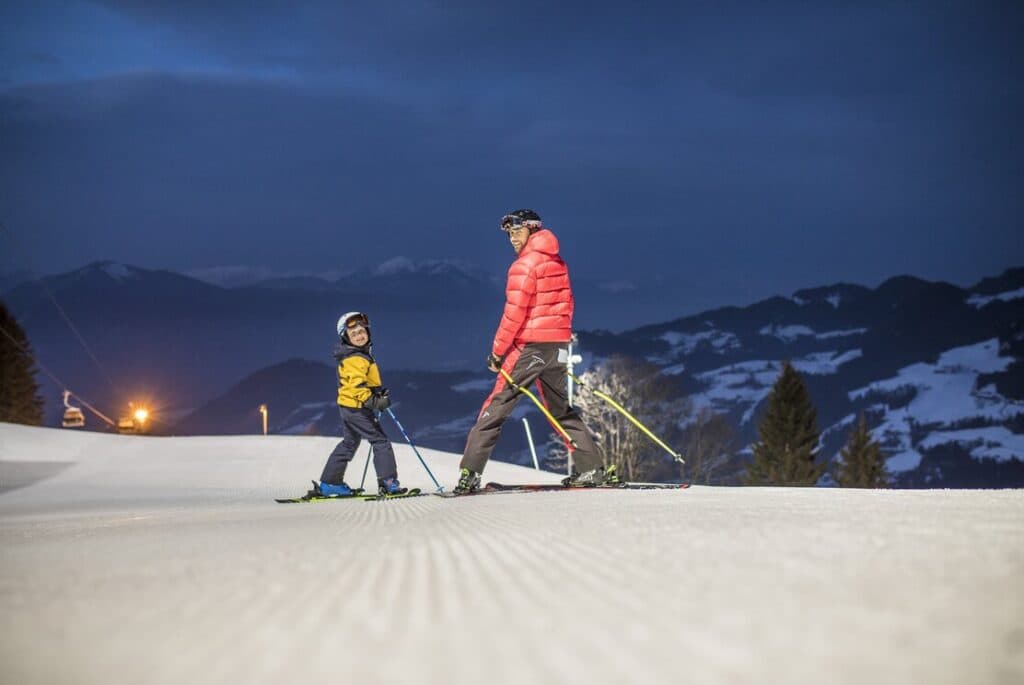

{"left": 791, "top": 293, "right": 843, "bottom": 308}
{"left": 1, "top": 423, "right": 1022, "bottom": 685}
{"left": 848, "top": 340, "right": 1024, "bottom": 471}
{"left": 967, "top": 287, "right": 1024, "bottom": 309}
{"left": 919, "top": 427, "right": 1024, "bottom": 463}
{"left": 657, "top": 328, "right": 740, "bottom": 359}
{"left": 816, "top": 327, "right": 868, "bottom": 340}
{"left": 693, "top": 351, "right": 863, "bottom": 424}
{"left": 101, "top": 262, "right": 136, "bottom": 281}
{"left": 373, "top": 256, "right": 474, "bottom": 277}
{"left": 759, "top": 324, "right": 815, "bottom": 342}
{"left": 760, "top": 324, "right": 868, "bottom": 342}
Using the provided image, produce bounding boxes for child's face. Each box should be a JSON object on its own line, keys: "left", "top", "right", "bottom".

{"left": 347, "top": 324, "right": 369, "bottom": 346}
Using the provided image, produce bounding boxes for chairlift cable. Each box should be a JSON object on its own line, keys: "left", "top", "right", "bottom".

{"left": 0, "top": 220, "right": 121, "bottom": 396}
{"left": 0, "top": 323, "right": 117, "bottom": 427}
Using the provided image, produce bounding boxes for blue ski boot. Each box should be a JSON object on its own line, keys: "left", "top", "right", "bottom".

{"left": 378, "top": 478, "right": 408, "bottom": 496}
{"left": 318, "top": 481, "right": 354, "bottom": 497}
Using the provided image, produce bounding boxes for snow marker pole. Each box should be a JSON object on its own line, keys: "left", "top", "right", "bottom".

{"left": 568, "top": 372, "right": 685, "bottom": 464}
{"left": 499, "top": 368, "right": 578, "bottom": 450}
{"left": 384, "top": 407, "right": 444, "bottom": 492}
{"left": 521, "top": 418, "right": 540, "bottom": 470}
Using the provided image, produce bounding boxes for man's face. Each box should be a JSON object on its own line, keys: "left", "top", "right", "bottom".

{"left": 346, "top": 323, "right": 369, "bottom": 346}
{"left": 507, "top": 225, "right": 531, "bottom": 254}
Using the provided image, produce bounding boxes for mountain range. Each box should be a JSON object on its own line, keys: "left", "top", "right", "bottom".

{"left": 4, "top": 262, "right": 1022, "bottom": 487}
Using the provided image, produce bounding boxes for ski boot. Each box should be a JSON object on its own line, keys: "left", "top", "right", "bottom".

{"left": 562, "top": 464, "right": 620, "bottom": 488}
{"left": 453, "top": 468, "right": 481, "bottom": 495}
{"left": 317, "top": 480, "right": 355, "bottom": 497}
{"left": 378, "top": 477, "right": 408, "bottom": 496}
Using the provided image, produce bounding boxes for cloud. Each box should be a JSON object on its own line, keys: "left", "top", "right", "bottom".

{"left": 0, "top": 1, "right": 1021, "bottom": 308}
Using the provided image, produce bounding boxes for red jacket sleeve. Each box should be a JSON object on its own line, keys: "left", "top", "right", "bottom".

{"left": 492, "top": 258, "right": 536, "bottom": 357}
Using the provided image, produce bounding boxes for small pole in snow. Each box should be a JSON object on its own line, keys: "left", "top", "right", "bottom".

{"left": 258, "top": 404, "right": 268, "bottom": 436}
{"left": 565, "top": 334, "right": 583, "bottom": 476}
{"left": 522, "top": 417, "right": 540, "bottom": 470}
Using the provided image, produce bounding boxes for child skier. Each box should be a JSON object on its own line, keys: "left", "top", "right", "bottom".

{"left": 316, "top": 311, "right": 407, "bottom": 497}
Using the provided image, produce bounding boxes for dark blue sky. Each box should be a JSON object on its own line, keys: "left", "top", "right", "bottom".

{"left": 2, "top": 1, "right": 1021, "bottom": 316}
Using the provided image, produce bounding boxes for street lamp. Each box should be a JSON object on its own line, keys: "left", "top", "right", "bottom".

{"left": 259, "top": 404, "right": 268, "bottom": 436}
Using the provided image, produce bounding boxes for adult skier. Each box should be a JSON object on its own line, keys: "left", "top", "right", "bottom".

{"left": 453, "top": 209, "right": 612, "bottom": 494}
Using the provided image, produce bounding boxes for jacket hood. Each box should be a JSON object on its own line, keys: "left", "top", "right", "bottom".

{"left": 523, "top": 228, "right": 560, "bottom": 257}
{"left": 333, "top": 340, "right": 372, "bottom": 360}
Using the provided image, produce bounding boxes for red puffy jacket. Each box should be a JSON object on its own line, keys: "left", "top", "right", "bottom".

{"left": 492, "top": 228, "right": 574, "bottom": 358}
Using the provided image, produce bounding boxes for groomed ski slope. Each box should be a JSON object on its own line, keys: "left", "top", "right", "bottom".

{"left": 0, "top": 423, "right": 1021, "bottom": 685}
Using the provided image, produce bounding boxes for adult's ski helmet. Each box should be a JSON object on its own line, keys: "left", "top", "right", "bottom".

{"left": 337, "top": 311, "right": 370, "bottom": 343}
{"left": 500, "top": 209, "right": 542, "bottom": 232}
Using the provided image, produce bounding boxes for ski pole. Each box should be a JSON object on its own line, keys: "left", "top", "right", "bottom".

{"left": 499, "top": 368, "right": 578, "bottom": 450}
{"left": 358, "top": 443, "right": 373, "bottom": 491}
{"left": 568, "top": 372, "right": 685, "bottom": 464}
{"left": 384, "top": 407, "right": 444, "bottom": 492}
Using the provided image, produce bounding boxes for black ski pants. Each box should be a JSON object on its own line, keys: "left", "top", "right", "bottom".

{"left": 460, "top": 342, "right": 603, "bottom": 475}
{"left": 321, "top": 407, "right": 397, "bottom": 484}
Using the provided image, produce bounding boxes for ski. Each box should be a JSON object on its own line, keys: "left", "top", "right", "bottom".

{"left": 275, "top": 489, "right": 365, "bottom": 504}
{"left": 276, "top": 486, "right": 427, "bottom": 503}
{"left": 360, "top": 488, "right": 423, "bottom": 501}
{"left": 434, "top": 481, "right": 689, "bottom": 498}
{"left": 486, "top": 481, "right": 689, "bottom": 492}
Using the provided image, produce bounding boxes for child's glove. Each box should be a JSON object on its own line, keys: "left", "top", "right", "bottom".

{"left": 365, "top": 387, "right": 392, "bottom": 412}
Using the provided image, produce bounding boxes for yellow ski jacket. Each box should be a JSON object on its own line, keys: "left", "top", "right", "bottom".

{"left": 334, "top": 343, "right": 382, "bottom": 408}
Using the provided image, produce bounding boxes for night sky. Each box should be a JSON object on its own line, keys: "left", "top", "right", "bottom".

{"left": 2, "top": 1, "right": 1021, "bottom": 316}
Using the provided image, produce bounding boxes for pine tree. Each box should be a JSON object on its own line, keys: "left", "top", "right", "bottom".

{"left": 0, "top": 299, "right": 45, "bottom": 426}
{"left": 746, "top": 361, "right": 823, "bottom": 486}
{"left": 835, "top": 414, "right": 889, "bottom": 488}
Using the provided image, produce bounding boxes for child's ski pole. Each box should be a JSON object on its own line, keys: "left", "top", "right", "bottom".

{"left": 358, "top": 443, "right": 373, "bottom": 490}
{"left": 499, "top": 368, "right": 578, "bottom": 450}
{"left": 384, "top": 407, "right": 444, "bottom": 492}
{"left": 568, "top": 372, "right": 685, "bottom": 464}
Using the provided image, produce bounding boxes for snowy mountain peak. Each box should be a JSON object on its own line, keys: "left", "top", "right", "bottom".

{"left": 77, "top": 261, "right": 141, "bottom": 282}
{"left": 791, "top": 283, "right": 870, "bottom": 307}
{"left": 372, "top": 256, "right": 478, "bottom": 278}
{"left": 100, "top": 262, "right": 137, "bottom": 281}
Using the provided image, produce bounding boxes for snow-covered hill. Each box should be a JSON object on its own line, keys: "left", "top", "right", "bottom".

{"left": 6, "top": 263, "right": 1023, "bottom": 486}
{"left": 2, "top": 260, "right": 501, "bottom": 420}
{"left": 0, "top": 423, "right": 1021, "bottom": 685}
{"left": 580, "top": 268, "right": 1024, "bottom": 487}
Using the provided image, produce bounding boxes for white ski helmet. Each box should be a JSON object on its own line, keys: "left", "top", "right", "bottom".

{"left": 336, "top": 311, "right": 370, "bottom": 339}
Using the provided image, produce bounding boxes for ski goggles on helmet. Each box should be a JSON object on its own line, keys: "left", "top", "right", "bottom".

{"left": 345, "top": 313, "right": 369, "bottom": 329}
{"left": 500, "top": 214, "right": 542, "bottom": 232}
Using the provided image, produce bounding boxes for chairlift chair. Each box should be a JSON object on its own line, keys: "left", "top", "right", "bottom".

{"left": 61, "top": 391, "right": 85, "bottom": 429}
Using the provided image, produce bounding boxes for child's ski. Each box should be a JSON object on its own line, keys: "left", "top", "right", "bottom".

{"left": 276, "top": 486, "right": 428, "bottom": 503}
{"left": 275, "top": 491, "right": 365, "bottom": 504}
{"left": 360, "top": 488, "right": 423, "bottom": 501}
{"left": 275, "top": 480, "right": 365, "bottom": 503}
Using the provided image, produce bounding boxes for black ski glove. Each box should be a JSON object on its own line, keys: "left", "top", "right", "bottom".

{"left": 365, "top": 387, "right": 391, "bottom": 412}
{"left": 487, "top": 353, "right": 502, "bottom": 373}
